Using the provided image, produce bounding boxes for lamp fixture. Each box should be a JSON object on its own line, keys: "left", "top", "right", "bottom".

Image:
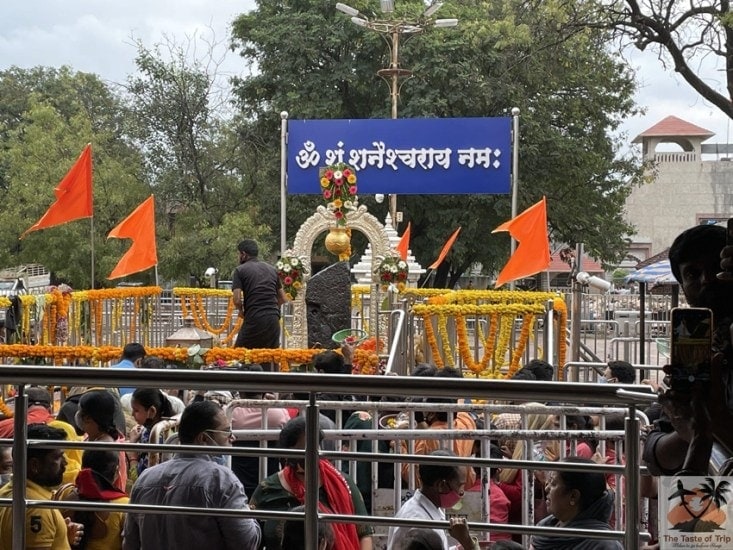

{"left": 423, "top": 1, "right": 443, "bottom": 17}
{"left": 433, "top": 18, "right": 458, "bottom": 28}
{"left": 335, "top": 2, "right": 359, "bottom": 17}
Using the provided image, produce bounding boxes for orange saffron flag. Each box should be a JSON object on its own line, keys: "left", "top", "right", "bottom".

{"left": 21, "top": 144, "right": 93, "bottom": 239}
{"left": 428, "top": 227, "right": 462, "bottom": 270}
{"left": 492, "top": 196, "right": 551, "bottom": 288}
{"left": 396, "top": 222, "right": 411, "bottom": 261}
{"left": 107, "top": 195, "right": 158, "bottom": 279}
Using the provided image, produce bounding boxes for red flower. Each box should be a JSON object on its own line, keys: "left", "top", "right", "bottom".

{"left": 335, "top": 178, "right": 343, "bottom": 186}
{"left": 284, "top": 276, "right": 293, "bottom": 285}
{"left": 325, "top": 169, "right": 334, "bottom": 179}
{"left": 343, "top": 169, "right": 351, "bottom": 177}
{"left": 323, "top": 190, "right": 332, "bottom": 199}
{"left": 349, "top": 185, "right": 357, "bottom": 194}
{"left": 335, "top": 210, "right": 344, "bottom": 219}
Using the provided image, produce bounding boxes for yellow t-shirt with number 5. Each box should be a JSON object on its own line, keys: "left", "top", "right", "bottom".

{"left": 0, "top": 479, "right": 70, "bottom": 550}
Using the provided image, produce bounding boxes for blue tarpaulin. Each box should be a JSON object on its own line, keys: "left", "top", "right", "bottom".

{"left": 625, "top": 259, "right": 678, "bottom": 285}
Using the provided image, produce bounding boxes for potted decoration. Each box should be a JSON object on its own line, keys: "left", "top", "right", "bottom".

{"left": 276, "top": 254, "right": 306, "bottom": 300}
{"left": 376, "top": 256, "right": 409, "bottom": 291}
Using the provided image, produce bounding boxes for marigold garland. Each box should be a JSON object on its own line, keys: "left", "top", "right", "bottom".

{"left": 0, "top": 396, "right": 12, "bottom": 419}
{"left": 172, "top": 287, "right": 232, "bottom": 298}
{"left": 0, "top": 344, "right": 327, "bottom": 371}
{"left": 554, "top": 297, "right": 568, "bottom": 377}
{"left": 508, "top": 313, "right": 534, "bottom": 377}
{"left": 423, "top": 316, "right": 444, "bottom": 368}
{"left": 437, "top": 313, "right": 455, "bottom": 367}
{"left": 494, "top": 314, "right": 513, "bottom": 368}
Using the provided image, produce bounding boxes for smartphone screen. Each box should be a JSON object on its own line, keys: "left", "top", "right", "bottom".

{"left": 670, "top": 307, "right": 713, "bottom": 384}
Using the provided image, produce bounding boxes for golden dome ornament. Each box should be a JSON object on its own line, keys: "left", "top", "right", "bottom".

{"left": 325, "top": 226, "right": 351, "bottom": 257}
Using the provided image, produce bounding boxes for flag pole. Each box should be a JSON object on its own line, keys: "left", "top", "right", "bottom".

{"left": 89, "top": 143, "right": 95, "bottom": 289}
{"left": 90, "top": 216, "right": 95, "bottom": 289}
{"left": 510, "top": 107, "right": 520, "bottom": 291}
{"left": 280, "top": 111, "right": 289, "bottom": 257}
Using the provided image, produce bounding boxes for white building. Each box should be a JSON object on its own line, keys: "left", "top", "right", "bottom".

{"left": 624, "top": 115, "right": 733, "bottom": 261}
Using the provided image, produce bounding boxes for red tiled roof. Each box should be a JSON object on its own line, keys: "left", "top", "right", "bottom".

{"left": 547, "top": 252, "right": 604, "bottom": 274}
{"left": 632, "top": 115, "right": 715, "bottom": 143}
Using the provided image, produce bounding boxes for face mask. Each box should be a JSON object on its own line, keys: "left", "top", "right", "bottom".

{"left": 598, "top": 376, "right": 607, "bottom": 384}
{"left": 438, "top": 489, "right": 463, "bottom": 510}
{"left": 203, "top": 432, "right": 226, "bottom": 465}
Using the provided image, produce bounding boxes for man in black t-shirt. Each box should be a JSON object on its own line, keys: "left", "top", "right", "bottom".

{"left": 231, "top": 239, "right": 287, "bottom": 358}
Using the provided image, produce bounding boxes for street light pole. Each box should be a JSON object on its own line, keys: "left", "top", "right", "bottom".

{"left": 377, "top": 26, "right": 412, "bottom": 226}
{"left": 335, "top": 1, "right": 457, "bottom": 230}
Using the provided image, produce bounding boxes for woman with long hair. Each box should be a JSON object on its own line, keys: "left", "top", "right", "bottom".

{"left": 75, "top": 390, "right": 127, "bottom": 492}
{"left": 127, "top": 388, "right": 175, "bottom": 479}
{"left": 496, "top": 404, "right": 559, "bottom": 532}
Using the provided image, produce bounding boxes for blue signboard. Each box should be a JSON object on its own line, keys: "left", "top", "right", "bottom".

{"left": 287, "top": 117, "right": 511, "bottom": 194}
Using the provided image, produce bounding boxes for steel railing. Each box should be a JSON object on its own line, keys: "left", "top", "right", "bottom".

{"left": 0, "top": 365, "right": 656, "bottom": 550}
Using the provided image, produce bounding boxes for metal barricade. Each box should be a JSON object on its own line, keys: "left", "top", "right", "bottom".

{"left": 0, "top": 366, "right": 655, "bottom": 550}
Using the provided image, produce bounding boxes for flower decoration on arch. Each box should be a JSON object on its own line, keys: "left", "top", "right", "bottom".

{"left": 376, "top": 255, "right": 409, "bottom": 291}
{"left": 320, "top": 163, "right": 359, "bottom": 226}
{"left": 276, "top": 253, "right": 307, "bottom": 300}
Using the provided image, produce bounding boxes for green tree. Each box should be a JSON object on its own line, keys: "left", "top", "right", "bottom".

{"left": 123, "top": 38, "right": 273, "bottom": 283}
{"left": 0, "top": 67, "right": 149, "bottom": 288}
{"left": 587, "top": 1, "right": 733, "bottom": 120}
{"left": 231, "top": 0, "right": 641, "bottom": 287}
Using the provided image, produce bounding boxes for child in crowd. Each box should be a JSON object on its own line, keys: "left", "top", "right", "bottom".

{"left": 127, "top": 388, "right": 175, "bottom": 479}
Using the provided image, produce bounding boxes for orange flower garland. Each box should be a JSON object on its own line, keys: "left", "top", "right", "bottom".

{"left": 0, "top": 396, "right": 12, "bottom": 419}
{"left": 554, "top": 297, "right": 568, "bottom": 377}
{"left": 422, "top": 315, "right": 444, "bottom": 368}
{"left": 507, "top": 313, "right": 534, "bottom": 378}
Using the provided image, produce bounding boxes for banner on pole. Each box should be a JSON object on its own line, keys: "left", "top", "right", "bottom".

{"left": 287, "top": 117, "right": 511, "bottom": 194}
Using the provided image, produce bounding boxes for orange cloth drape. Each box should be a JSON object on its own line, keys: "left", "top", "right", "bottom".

{"left": 492, "top": 196, "right": 551, "bottom": 288}
{"left": 107, "top": 195, "right": 158, "bottom": 279}
{"left": 396, "top": 222, "right": 411, "bottom": 261}
{"left": 428, "top": 226, "right": 461, "bottom": 270}
{"left": 21, "top": 144, "right": 93, "bottom": 238}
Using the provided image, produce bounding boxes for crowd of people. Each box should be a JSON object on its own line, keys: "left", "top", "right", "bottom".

{"left": 0, "top": 346, "right": 633, "bottom": 550}
{"left": 3, "top": 224, "right": 732, "bottom": 550}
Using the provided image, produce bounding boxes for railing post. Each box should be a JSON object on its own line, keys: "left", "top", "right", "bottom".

{"left": 625, "top": 404, "right": 640, "bottom": 550}
{"left": 12, "top": 384, "right": 27, "bottom": 550}
{"left": 305, "top": 393, "right": 320, "bottom": 550}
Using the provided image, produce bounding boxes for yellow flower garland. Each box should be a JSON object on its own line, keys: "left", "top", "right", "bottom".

{"left": 437, "top": 313, "right": 454, "bottom": 367}
{"left": 494, "top": 314, "right": 513, "bottom": 368}
{"left": 508, "top": 313, "right": 534, "bottom": 377}
{"left": 413, "top": 292, "right": 567, "bottom": 378}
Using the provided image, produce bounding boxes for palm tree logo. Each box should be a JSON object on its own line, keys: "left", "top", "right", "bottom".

{"left": 667, "top": 477, "right": 732, "bottom": 532}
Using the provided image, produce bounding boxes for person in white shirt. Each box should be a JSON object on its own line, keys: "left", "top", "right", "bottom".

{"left": 387, "top": 449, "right": 479, "bottom": 550}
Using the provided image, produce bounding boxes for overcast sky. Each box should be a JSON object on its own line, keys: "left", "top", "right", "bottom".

{"left": 1, "top": 1, "right": 729, "bottom": 154}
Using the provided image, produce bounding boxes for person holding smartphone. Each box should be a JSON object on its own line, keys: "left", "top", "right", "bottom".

{"left": 642, "top": 223, "right": 733, "bottom": 477}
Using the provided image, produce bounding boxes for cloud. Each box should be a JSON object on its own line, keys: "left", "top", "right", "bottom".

{"left": 0, "top": 0, "right": 253, "bottom": 83}
{"left": 1, "top": 1, "right": 730, "bottom": 151}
